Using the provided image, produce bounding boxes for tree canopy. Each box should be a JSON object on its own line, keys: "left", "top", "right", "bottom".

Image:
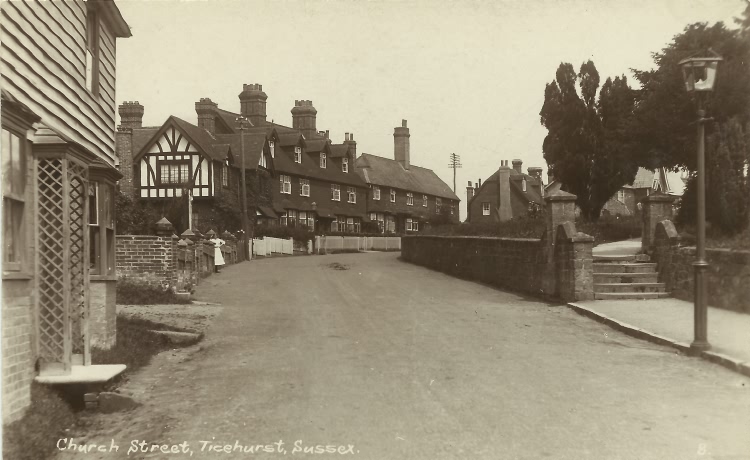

{"left": 540, "top": 61, "right": 639, "bottom": 220}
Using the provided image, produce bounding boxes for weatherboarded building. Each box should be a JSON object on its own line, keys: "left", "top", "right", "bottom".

{"left": 355, "top": 120, "right": 460, "bottom": 233}
{"left": 1, "top": 0, "right": 130, "bottom": 423}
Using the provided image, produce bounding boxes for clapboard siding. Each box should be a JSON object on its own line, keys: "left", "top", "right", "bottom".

{"left": 1, "top": 0, "right": 121, "bottom": 162}
{"left": 1, "top": 21, "right": 115, "bottom": 138}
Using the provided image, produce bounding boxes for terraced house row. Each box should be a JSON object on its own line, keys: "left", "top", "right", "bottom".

{"left": 116, "top": 84, "right": 460, "bottom": 234}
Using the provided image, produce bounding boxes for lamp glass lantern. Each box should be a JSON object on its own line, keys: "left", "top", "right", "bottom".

{"left": 678, "top": 55, "right": 723, "bottom": 92}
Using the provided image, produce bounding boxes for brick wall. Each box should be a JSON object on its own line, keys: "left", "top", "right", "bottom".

{"left": 115, "top": 129, "right": 134, "bottom": 196}
{"left": 2, "top": 280, "right": 34, "bottom": 424}
{"left": 653, "top": 220, "right": 750, "bottom": 313}
{"left": 89, "top": 280, "right": 116, "bottom": 349}
{"left": 368, "top": 187, "right": 459, "bottom": 224}
{"left": 115, "top": 235, "right": 176, "bottom": 288}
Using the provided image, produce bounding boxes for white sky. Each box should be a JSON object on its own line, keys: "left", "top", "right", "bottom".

{"left": 115, "top": 0, "right": 745, "bottom": 219}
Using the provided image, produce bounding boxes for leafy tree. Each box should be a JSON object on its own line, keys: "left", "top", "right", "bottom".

{"left": 678, "top": 118, "right": 749, "bottom": 233}
{"left": 629, "top": 19, "right": 750, "bottom": 171}
{"left": 540, "top": 61, "right": 639, "bottom": 220}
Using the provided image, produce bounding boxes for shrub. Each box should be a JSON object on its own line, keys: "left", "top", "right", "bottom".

{"left": 116, "top": 279, "right": 191, "bottom": 305}
{"left": 576, "top": 214, "right": 641, "bottom": 244}
{"left": 422, "top": 215, "right": 546, "bottom": 239}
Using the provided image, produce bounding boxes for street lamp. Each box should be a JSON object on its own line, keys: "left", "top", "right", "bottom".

{"left": 678, "top": 50, "right": 723, "bottom": 352}
{"left": 236, "top": 116, "right": 251, "bottom": 260}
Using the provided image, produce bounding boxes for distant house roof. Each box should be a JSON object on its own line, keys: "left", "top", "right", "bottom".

{"left": 171, "top": 117, "right": 228, "bottom": 161}
{"left": 355, "top": 153, "right": 459, "bottom": 201}
{"left": 624, "top": 167, "right": 670, "bottom": 192}
{"left": 468, "top": 168, "right": 544, "bottom": 211}
{"left": 130, "top": 126, "right": 161, "bottom": 156}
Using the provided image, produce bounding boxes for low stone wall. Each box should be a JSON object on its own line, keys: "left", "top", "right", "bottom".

{"left": 653, "top": 221, "right": 750, "bottom": 313}
{"left": 401, "top": 224, "right": 594, "bottom": 302}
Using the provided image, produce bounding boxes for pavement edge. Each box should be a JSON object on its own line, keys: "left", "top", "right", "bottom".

{"left": 566, "top": 302, "right": 750, "bottom": 379}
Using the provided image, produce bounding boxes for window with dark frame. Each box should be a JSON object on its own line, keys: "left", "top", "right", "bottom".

{"left": 85, "top": 1, "right": 100, "bottom": 95}
{"left": 158, "top": 160, "right": 191, "bottom": 185}
{"left": 222, "top": 161, "right": 229, "bottom": 188}
{"left": 2, "top": 128, "right": 26, "bottom": 271}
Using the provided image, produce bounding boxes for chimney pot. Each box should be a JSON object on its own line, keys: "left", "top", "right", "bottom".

{"left": 402, "top": 119, "right": 407, "bottom": 128}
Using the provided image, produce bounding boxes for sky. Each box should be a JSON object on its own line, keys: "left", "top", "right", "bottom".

{"left": 114, "top": 0, "right": 746, "bottom": 220}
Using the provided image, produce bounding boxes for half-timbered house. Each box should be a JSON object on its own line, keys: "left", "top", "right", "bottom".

{"left": 1, "top": 0, "right": 131, "bottom": 423}
{"left": 116, "top": 103, "right": 275, "bottom": 232}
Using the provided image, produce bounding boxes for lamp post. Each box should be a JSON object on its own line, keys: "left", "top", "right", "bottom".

{"left": 236, "top": 116, "right": 251, "bottom": 259}
{"left": 678, "top": 50, "right": 722, "bottom": 352}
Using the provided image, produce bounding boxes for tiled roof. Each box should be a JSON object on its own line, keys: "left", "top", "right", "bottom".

{"left": 172, "top": 117, "right": 228, "bottom": 161}
{"left": 214, "top": 133, "right": 269, "bottom": 170}
{"left": 355, "top": 153, "right": 459, "bottom": 201}
{"left": 130, "top": 127, "right": 160, "bottom": 156}
{"left": 626, "top": 167, "right": 656, "bottom": 189}
{"left": 329, "top": 143, "right": 350, "bottom": 158}
{"left": 469, "top": 168, "right": 544, "bottom": 208}
{"left": 304, "top": 138, "right": 330, "bottom": 154}
{"left": 274, "top": 145, "right": 365, "bottom": 187}
{"left": 215, "top": 108, "right": 241, "bottom": 133}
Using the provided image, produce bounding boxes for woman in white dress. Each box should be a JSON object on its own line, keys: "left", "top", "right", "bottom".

{"left": 210, "top": 237, "right": 226, "bottom": 273}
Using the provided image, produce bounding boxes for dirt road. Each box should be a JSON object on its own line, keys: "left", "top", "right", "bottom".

{"left": 58, "top": 252, "right": 750, "bottom": 460}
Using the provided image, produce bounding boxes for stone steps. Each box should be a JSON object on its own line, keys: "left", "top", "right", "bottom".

{"left": 594, "top": 272, "right": 659, "bottom": 284}
{"left": 594, "top": 282, "right": 666, "bottom": 293}
{"left": 594, "top": 263, "right": 657, "bottom": 274}
{"left": 593, "top": 252, "right": 668, "bottom": 300}
{"left": 594, "top": 292, "right": 671, "bottom": 300}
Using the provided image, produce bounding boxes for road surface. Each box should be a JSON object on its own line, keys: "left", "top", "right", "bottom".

{"left": 79, "top": 252, "right": 750, "bottom": 459}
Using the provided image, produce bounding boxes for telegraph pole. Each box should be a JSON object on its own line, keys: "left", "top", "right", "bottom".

{"left": 448, "top": 153, "right": 462, "bottom": 194}
{"left": 236, "top": 116, "right": 250, "bottom": 259}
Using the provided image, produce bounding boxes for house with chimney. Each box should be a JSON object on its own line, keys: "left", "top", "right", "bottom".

{"left": 465, "top": 159, "right": 545, "bottom": 223}
{"left": 1, "top": 0, "right": 131, "bottom": 423}
{"left": 544, "top": 167, "right": 672, "bottom": 217}
{"left": 355, "top": 120, "right": 461, "bottom": 233}
{"left": 117, "top": 83, "right": 369, "bottom": 233}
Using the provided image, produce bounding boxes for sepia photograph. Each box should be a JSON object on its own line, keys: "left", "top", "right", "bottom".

{"left": 1, "top": 0, "right": 749, "bottom": 458}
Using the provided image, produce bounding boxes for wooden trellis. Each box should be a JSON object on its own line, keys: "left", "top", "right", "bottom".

{"left": 36, "top": 156, "right": 90, "bottom": 374}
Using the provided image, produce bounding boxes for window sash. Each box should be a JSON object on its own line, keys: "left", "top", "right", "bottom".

{"left": 373, "top": 187, "right": 380, "bottom": 200}
{"left": 482, "top": 202, "right": 490, "bottom": 215}
{"left": 331, "top": 184, "right": 340, "bottom": 201}
{"left": 222, "top": 162, "right": 229, "bottom": 187}
{"left": 2, "top": 128, "right": 26, "bottom": 271}
{"left": 159, "top": 161, "right": 190, "bottom": 185}
{"left": 423, "top": 195, "right": 428, "bottom": 207}
{"left": 342, "top": 158, "right": 348, "bottom": 173}
{"left": 390, "top": 189, "right": 396, "bottom": 202}
{"left": 347, "top": 187, "right": 356, "bottom": 203}
{"left": 407, "top": 193, "right": 413, "bottom": 206}
{"left": 280, "top": 175, "right": 291, "bottom": 194}
{"left": 300, "top": 178, "right": 310, "bottom": 197}
{"left": 320, "top": 153, "right": 327, "bottom": 168}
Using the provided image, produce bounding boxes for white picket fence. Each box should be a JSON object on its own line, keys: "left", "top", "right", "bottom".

{"left": 252, "top": 237, "right": 294, "bottom": 257}
{"left": 252, "top": 236, "right": 401, "bottom": 258}
{"left": 314, "top": 236, "right": 401, "bottom": 254}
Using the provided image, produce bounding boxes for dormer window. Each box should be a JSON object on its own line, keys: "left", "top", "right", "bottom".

{"left": 85, "top": 2, "right": 100, "bottom": 95}
{"left": 342, "top": 157, "right": 348, "bottom": 173}
{"left": 294, "top": 146, "right": 302, "bottom": 164}
{"left": 269, "top": 141, "right": 275, "bottom": 158}
{"left": 390, "top": 189, "right": 396, "bottom": 203}
{"left": 320, "top": 152, "right": 327, "bottom": 169}
{"left": 222, "top": 160, "right": 229, "bottom": 188}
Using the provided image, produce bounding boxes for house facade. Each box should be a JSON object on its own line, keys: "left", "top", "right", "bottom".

{"left": 117, "top": 84, "right": 369, "bottom": 233}
{"left": 1, "top": 0, "right": 130, "bottom": 423}
{"left": 355, "top": 120, "right": 461, "bottom": 233}
{"left": 465, "top": 159, "right": 544, "bottom": 223}
{"left": 115, "top": 100, "right": 275, "bottom": 233}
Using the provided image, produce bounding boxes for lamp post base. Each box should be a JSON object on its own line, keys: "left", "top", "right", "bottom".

{"left": 689, "top": 340, "right": 711, "bottom": 353}
{"left": 692, "top": 260, "right": 710, "bottom": 353}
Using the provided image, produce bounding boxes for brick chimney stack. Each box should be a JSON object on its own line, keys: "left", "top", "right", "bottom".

{"left": 466, "top": 180, "right": 474, "bottom": 202}
{"left": 394, "top": 119, "right": 410, "bottom": 170}
{"left": 528, "top": 166, "right": 543, "bottom": 194}
{"left": 239, "top": 83, "right": 267, "bottom": 126}
{"left": 118, "top": 101, "right": 144, "bottom": 130}
{"left": 195, "top": 98, "right": 218, "bottom": 135}
{"left": 512, "top": 159, "right": 523, "bottom": 174}
{"left": 344, "top": 132, "right": 357, "bottom": 159}
{"left": 291, "top": 100, "right": 317, "bottom": 139}
{"left": 497, "top": 160, "right": 512, "bottom": 222}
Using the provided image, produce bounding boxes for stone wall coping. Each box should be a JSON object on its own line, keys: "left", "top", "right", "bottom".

{"left": 641, "top": 193, "right": 675, "bottom": 203}
{"left": 401, "top": 235, "right": 541, "bottom": 243}
{"left": 655, "top": 220, "right": 680, "bottom": 241}
{"left": 571, "top": 232, "right": 595, "bottom": 243}
{"left": 544, "top": 190, "right": 577, "bottom": 202}
{"left": 90, "top": 275, "right": 118, "bottom": 282}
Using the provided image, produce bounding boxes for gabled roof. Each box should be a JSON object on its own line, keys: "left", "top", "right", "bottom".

{"left": 625, "top": 167, "right": 670, "bottom": 192}
{"left": 214, "top": 133, "right": 271, "bottom": 171}
{"left": 304, "top": 138, "right": 331, "bottom": 154}
{"left": 329, "top": 143, "right": 351, "bottom": 158}
{"left": 468, "top": 168, "right": 543, "bottom": 208}
{"left": 215, "top": 108, "right": 242, "bottom": 133}
{"left": 133, "top": 116, "right": 228, "bottom": 163}
{"left": 355, "top": 153, "right": 459, "bottom": 201}
{"left": 278, "top": 132, "right": 305, "bottom": 147}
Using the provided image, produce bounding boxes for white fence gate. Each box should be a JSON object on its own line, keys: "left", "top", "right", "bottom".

{"left": 252, "top": 237, "right": 295, "bottom": 258}
{"left": 314, "top": 236, "right": 401, "bottom": 254}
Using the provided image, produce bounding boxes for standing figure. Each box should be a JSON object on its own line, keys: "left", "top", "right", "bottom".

{"left": 210, "top": 237, "right": 226, "bottom": 273}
